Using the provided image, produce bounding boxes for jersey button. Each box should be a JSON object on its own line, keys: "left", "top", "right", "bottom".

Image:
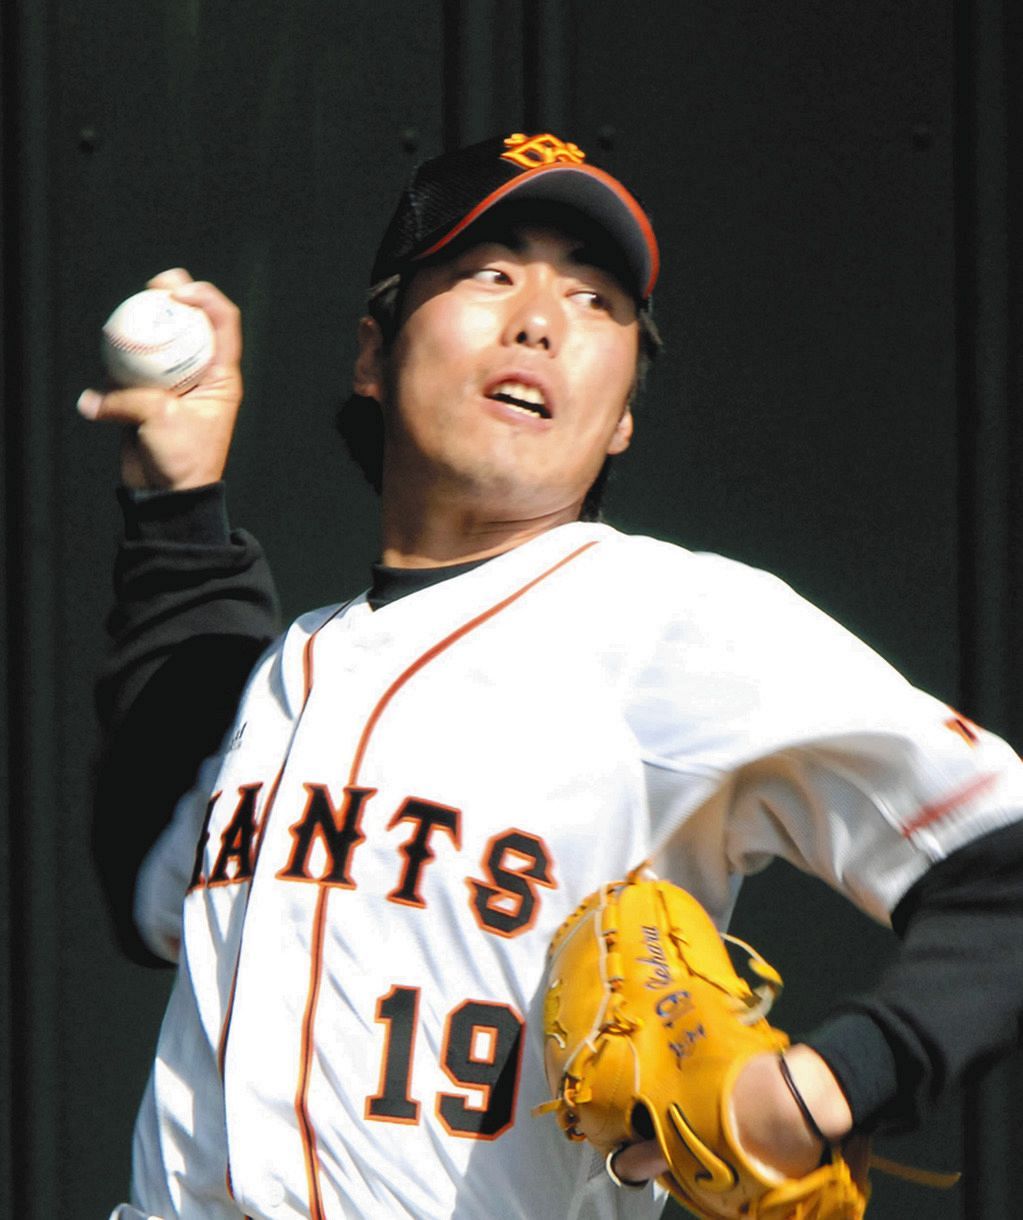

{"left": 265, "top": 1178, "right": 285, "bottom": 1209}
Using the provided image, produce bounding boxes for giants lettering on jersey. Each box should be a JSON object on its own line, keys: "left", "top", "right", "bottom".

{"left": 189, "top": 781, "right": 557, "bottom": 937}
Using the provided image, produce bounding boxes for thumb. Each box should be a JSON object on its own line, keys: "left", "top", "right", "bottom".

{"left": 612, "top": 1139, "right": 666, "bottom": 1185}
{"left": 77, "top": 386, "right": 176, "bottom": 426}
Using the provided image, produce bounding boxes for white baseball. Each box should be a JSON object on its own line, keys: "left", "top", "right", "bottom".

{"left": 101, "top": 288, "right": 215, "bottom": 392}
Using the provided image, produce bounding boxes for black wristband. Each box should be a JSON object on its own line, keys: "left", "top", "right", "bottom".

{"left": 777, "top": 1053, "right": 830, "bottom": 1147}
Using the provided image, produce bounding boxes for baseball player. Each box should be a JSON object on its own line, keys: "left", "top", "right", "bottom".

{"left": 84, "top": 133, "right": 1023, "bottom": 1219}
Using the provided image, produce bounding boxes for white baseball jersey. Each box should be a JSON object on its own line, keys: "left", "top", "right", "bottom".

{"left": 117, "top": 522, "right": 1023, "bottom": 1220}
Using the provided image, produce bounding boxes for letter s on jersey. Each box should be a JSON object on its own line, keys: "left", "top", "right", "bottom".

{"left": 467, "top": 830, "right": 556, "bottom": 937}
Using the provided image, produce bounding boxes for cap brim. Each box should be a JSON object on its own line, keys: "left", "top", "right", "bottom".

{"left": 415, "top": 163, "right": 660, "bottom": 301}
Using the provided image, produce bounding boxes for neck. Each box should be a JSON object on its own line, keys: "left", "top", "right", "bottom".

{"left": 379, "top": 474, "right": 584, "bottom": 569}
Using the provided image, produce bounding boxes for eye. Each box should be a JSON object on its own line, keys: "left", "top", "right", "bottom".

{"left": 570, "top": 288, "right": 608, "bottom": 311}
{"left": 468, "top": 267, "right": 513, "bottom": 285}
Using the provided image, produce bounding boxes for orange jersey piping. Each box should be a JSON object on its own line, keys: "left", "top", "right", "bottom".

{"left": 295, "top": 540, "right": 599, "bottom": 1216}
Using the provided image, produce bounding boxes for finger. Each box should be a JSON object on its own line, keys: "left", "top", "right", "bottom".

{"left": 614, "top": 1139, "right": 666, "bottom": 1184}
{"left": 77, "top": 386, "right": 175, "bottom": 425}
{"left": 170, "top": 280, "right": 243, "bottom": 368}
{"left": 146, "top": 267, "right": 195, "bottom": 290}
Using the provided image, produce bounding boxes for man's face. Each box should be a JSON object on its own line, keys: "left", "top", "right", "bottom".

{"left": 354, "top": 217, "right": 640, "bottom": 522}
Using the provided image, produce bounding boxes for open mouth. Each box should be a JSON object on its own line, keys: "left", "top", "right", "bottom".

{"left": 486, "top": 380, "right": 551, "bottom": 420}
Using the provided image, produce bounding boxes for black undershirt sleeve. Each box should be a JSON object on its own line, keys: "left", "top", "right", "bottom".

{"left": 803, "top": 818, "right": 1023, "bottom": 1132}
{"left": 92, "top": 483, "right": 281, "bottom": 964}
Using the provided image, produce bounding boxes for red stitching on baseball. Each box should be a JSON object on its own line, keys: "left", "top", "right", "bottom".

{"left": 102, "top": 329, "right": 198, "bottom": 355}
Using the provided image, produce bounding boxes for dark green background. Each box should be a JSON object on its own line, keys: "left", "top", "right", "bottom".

{"left": 3, "top": 1, "right": 1021, "bottom": 1216}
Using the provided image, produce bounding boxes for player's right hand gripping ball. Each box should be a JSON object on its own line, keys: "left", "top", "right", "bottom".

{"left": 101, "top": 288, "right": 214, "bottom": 392}
{"left": 534, "top": 870, "right": 868, "bottom": 1219}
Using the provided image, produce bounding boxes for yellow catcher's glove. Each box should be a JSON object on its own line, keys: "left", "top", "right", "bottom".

{"left": 534, "top": 870, "right": 868, "bottom": 1220}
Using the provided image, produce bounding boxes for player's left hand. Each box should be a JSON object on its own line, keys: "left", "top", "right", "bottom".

{"left": 731, "top": 1046, "right": 853, "bottom": 1172}
{"left": 612, "top": 1045, "right": 853, "bottom": 1185}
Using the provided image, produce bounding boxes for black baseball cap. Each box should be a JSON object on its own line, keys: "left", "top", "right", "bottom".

{"left": 370, "top": 131, "right": 660, "bottom": 302}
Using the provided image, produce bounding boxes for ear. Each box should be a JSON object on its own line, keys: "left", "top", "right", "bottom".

{"left": 606, "top": 407, "right": 634, "bottom": 456}
{"left": 353, "top": 316, "right": 386, "bottom": 402}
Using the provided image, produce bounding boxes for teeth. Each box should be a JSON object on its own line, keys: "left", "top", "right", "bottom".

{"left": 491, "top": 381, "right": 546, "bottom": 408}
{"left": 488, "top": 380, "right": 550, "bottom": 418}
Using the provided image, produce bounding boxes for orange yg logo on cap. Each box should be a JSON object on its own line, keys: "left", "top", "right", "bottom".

{"left": 501, "top": 133, "right": 587, "bottom": 170}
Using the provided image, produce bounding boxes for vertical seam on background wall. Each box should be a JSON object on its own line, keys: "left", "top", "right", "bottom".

{"left": 522, "top": 0, "right": 574, "bottom": 133}
{"left": 443, "top": 0, "right": 498, "bottom": 149}
{"left": 3, "top": 0, "right": 61, "bottom": 1215}
{"left": 954, "top": 0, "right": 1010, "bottom": 730}
{"left": 954, "top": 2, "right": 1022, "bottom": 1217}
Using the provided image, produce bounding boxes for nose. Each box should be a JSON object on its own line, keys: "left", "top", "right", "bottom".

{"left": 501, "top": 281, "right": 564, "bottom": 355}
